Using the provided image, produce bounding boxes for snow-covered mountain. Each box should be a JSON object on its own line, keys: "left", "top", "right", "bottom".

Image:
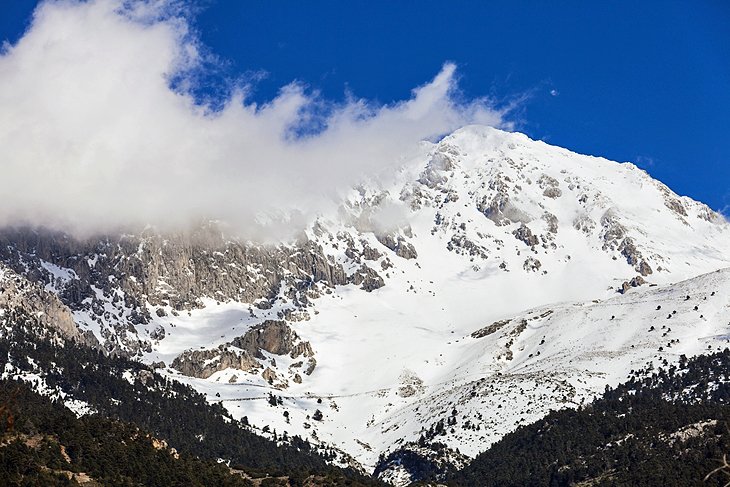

{"left": 1, "top": 125, "right": 729, "bottom": 481}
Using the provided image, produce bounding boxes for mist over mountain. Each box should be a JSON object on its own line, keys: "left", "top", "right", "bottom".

{"left": 0, "top": 0, "right": 507, "bottom": 239}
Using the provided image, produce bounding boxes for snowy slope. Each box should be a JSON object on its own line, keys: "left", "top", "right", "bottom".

{"left": 135, "top": 126, "right": 730, "bottom": 472}
{"left": 3, "top": 125, "right": 729, "bottom": 476}
{"left": 156, "top": 268, "right": 730, "bottom": 473}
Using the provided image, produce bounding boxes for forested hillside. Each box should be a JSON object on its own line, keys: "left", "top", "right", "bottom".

{"left": 0, "top": 309, "right": 380, "bottom": 486}
{"left": 444, "top": 351, "right": 730, "bottom": 486}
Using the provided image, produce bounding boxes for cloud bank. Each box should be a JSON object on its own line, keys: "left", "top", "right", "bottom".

{"left": 0, "top": 0, "right": 508, "bottom": 239}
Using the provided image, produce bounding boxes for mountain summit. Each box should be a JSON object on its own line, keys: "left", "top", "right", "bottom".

{"left": 2, "top": 126, "right": 729, "bottom": 481}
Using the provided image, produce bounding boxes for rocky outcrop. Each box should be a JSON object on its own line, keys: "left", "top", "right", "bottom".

{"left": 618, "top": 238, "right": 653, "bottom": 276}
{"left": 150, "top": 325, "right": 166, "bottom": 341}
{"left": 477, "top": 192, "right": 532, "bottom": 227}
{"left": 600, "top": 212, "right": 654, "bottom": 276}
{"left": 376, "top": 234, "right": 418, "bottom": 260}
{"left": 664, "top": 197, "right": 687, "bottom": 217}
{"left": 600, "top": 210, "right": 627, "bottom": 249}
{"left": 523, "top": 257, "right": 542, "bottom": 272}
{"left": 345, "top": 242, "right": 383, "bottom": 263}
{"left": 476, "top": 174, "right": 533, "bottom": 227}
{"left": 349, "top": 265, "right": 385, "bottom": 292}
{"left": 542, "top": 212, "right": 559, "bottom": 235}
{"left": 573, "top": 215, "right": 596, "bottom": 235}
{"left": 232, "top": 320, "right": 311, "bottom": 359}
{"left": 397, "top": 370, "right": 425, "bottom": 398}
{"left": 305, "top": 357, "right": 317, "bottom": 375}
{"left": 289, "top": 341, "right": 314, "bottom": 359}
{"left": 171, "top": 346, "right": 261, "bottom": 379}
{"left": 447, "top": 235, "right": 490, "bottom": 259}
{"left": 538, "top": 174, "right": 562, "bottom": 199}
{"left": 172, "top": 320, "right": 317, "bottom": 381}
{"left": 618, "top": 275, "right": 647, "bottom": 294}
{"left": 655, "top": 181, "right": 689, "bottom": 223}
{"left": 261, "top": 367, "right": 278, "bottom": 384}
{"left": 543, "top": 187, "right": 562, "bottom": 199}
{"left": 513, "top": 224, "right": 539, "bottom": 247}
{"left": 418, "top": 148, "right": 457, "bottom": 190}
{"left": 637, "top": 260, "right": 653, "bottom": 277}
{"left": 472, "top": 319, "right": 511, "bottom": 338}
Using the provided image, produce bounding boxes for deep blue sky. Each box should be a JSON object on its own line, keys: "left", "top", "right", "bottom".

{"left": 2, "top": 1, "right": 729, "bottom": 211}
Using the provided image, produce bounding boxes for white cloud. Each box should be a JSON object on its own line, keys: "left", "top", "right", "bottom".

{"left": 0, "top": 0, "right": 509, "bottom": 239}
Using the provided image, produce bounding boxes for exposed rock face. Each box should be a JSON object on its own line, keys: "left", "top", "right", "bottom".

{"left": 361, "top": 245, "right": 384, "bottom": 261}
{"left": 0, "top": 226, "right": 349, "bottom": 354}
{"left": 303, "top": 357, "right": 317, "bottom": 375}
{"left": 665, "top": 197, "right": 688, "bottom": 217}
{"left": 0, "top": 264, "right": 97, "bottom": 347}
{"left": 396, "top": 242, "right": 418, "bottom": 260}
{"left": 171, "top": 346, "right": 261, "bottom": 379}
{"left": 0, "top": 226, "right": 349, "bottom": 311}
{"left": 542, "top": 187, "right": 562, "bottom": 199}
{"left": 655, "top": 181, "right": 690, "bottom": 223}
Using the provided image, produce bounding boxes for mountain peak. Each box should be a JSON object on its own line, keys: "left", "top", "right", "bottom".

{"left": 1, "top": 128, "right": 729, "bottom": 476}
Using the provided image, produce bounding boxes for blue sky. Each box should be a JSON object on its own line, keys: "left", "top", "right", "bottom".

{"left": 2, "top": 0, "right": 729, "bottom": 212}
